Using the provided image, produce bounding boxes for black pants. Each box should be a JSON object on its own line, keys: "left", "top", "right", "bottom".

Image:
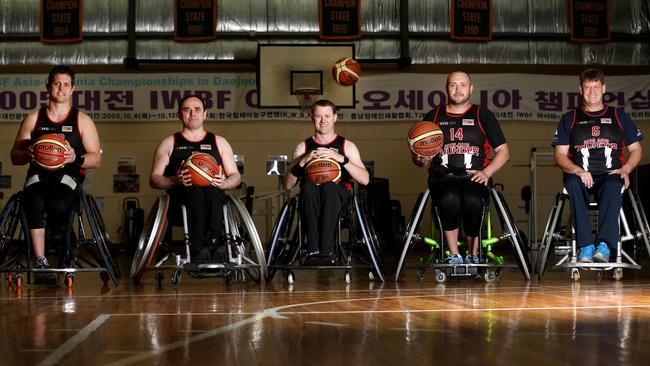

{"left": 23, "top": 180, "right": 78, "bottom": 230}
{"left": 427, "top": 168, "right": 488, "bottom": 237}
{"left": 169, "top": 186, "right": 226, "bottom": 254}
{"left": 299, "top": 181, "right": 351, "bottom": 255}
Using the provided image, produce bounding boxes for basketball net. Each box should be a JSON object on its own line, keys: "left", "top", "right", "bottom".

{"left": 294, "top": 88, "right": 321, "bottom": 111}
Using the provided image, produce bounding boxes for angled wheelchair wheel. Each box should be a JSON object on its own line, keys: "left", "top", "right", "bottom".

{"left": 266, "top": 197, "right": 298, "bottom": 281}
{"left": 80, "top": 192, "right": 121, "bottom": 286}
{"left": 351, "top": 195, "right": 386, "bottom": 282}
{"left": 536, "top": 193, "right": 566, "bottom": 278}
{"left": 131, "top": 195, "right": 169, "bottom": 284}
{"left": 490, "top": 189, "right": 531, "bottom": 280}
{"left": 627, "top": 190, "right": 650, "bottom": 256}
{"left": 0, "top": 193, "right": 30, "bottom": 271}
{"left": 224, "top": 195, "right": 267, "bottom": 282}
{"left": 393, "top": 190, "right": 430, "bottom": 281}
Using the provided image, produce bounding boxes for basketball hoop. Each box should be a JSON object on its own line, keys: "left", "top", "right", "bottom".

{"left": 294, "top": 88, "right": 321, "bottom": 111}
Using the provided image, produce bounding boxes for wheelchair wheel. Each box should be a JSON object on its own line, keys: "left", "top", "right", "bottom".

{"left": 131, "top": 196, "right": 169, "bottom": 283}
{"left": 266, "top": 197, "right": 298, "bottom": 281}
{"left": 627, "top": 190, "right": 650, "bottom": 255}
{"left": 491, "top": 189, "right": 531, "bottom": 280}
{"left": 0, "top": 193, "right": 29, "bottom": 271}
{"left": 81, "top": 192, "right": 120, "bottom": 286}
{"left": 393, "top": 190, "right": 429, "bottom": 281}
{"left": 351, "top": 195, "right": 386, "bottom": 282}
{"left": 224, "top": 196, "right": 267, "bottom": 282}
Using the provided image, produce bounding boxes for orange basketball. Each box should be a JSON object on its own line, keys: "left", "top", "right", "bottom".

{"left": 407, "top": 121, "right": 444, "bottom": 157}
{"left": 32, "top": 133, "right": 68, "bottom": 171}
{"left": 183, "top": 153, "right": 221, "bottom": 187}
{"left": 305, "top": 158, "right": 342, "bottom": 185}
{"left": 332, "top": 57, "right": 361, "bottom": 86}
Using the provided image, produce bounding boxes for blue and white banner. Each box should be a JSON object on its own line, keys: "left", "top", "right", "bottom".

{"left": 0, "top": 72, "right": 648, "bottom": 123}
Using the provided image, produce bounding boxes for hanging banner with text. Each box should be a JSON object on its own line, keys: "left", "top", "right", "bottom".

{"left": 319, "top": 0, "right": 362, "bottom": 40}
{"left": 40, "top": 0, "right": 83, "bottom": 43}
{"left": 0, "top": 72, "right": 648, "bottom": 123}
{"left": 174, "top": 0, "right": 217, "bottom": 41}
{"left": 569, "top": 0, "right": 610, "bottom": 42}
{"left": 451, "top": 0, "right": 492, "bottom": 41}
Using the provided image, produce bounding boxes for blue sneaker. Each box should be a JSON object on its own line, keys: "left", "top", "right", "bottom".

{"left": 577, "top": 244, "right": 595, "bottom": 263}
{"left": 465, "top": 255, "right": 480, "bottom": 264}
{"left": 593, "top": 242, "right": 611, "bottom": 263}
{"left": 446, "top": 254, "right": 464, "bottom": 265}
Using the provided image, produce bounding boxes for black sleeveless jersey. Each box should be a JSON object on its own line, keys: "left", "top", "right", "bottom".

{"left": 566, "top": 107, "right": 628, "bottom": 173}
{"left": 423, "top": 104, "right": 506, "bottom": 170}
{"left": 27, "top": 106, "right": 85, "bottom": 181}
{"left": 163, "top": 131, "right": 222, "bottom": 177}
{"left": 303, "top": 135, "right": 351, "bottom": 184}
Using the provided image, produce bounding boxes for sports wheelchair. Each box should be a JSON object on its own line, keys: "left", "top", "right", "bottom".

{"left": 536, "top": 188, "right": 650, "bottom": 281}
{"left": 130, "top": 194, "right": 267, "bottom": 285}
{"left": 265, "top": 191, "right": 386, "bottom": 284}
{"left": 0, "top": 191, "right": 120, "bottom": 288}
{"left": 393, "top": 186, "right": 531, "bottom": 283}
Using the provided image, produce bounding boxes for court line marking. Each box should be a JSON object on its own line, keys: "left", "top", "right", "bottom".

{"left": 105, "top": 294, "right": 650, "bottom": 366}
{"left": 36, "top": 314, "right": 110, "bottom": 366}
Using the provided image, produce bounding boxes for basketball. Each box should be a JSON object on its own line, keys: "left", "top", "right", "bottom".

{"left": 305, "top": 158, "right": 342, "bottom": 185}
{"left": 183, "top": 153, "right": 221, "bottom": 187}
{"left": 32, "top": 134, "right": 68, "bottom": 171}
{"left": 332, "top": 57, "right": 361, "bottom": 86}
{"left": 407, "top": 121, "right": 444, "bottom": 157}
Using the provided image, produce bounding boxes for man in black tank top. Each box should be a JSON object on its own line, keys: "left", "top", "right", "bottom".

{"left": 11, "top": 65, "right": 102, "bottom": 270}
{"left": 150, "top": 95, "right": 241, "bottom": 262}
{"left": 285, "top": 100, "right": 370, "bottom": 265}
{"left": 552, "top": 68, "right": 643, "bottom": 263}
{"left": 417, "top": 71, "right": 510, "bottom": 265}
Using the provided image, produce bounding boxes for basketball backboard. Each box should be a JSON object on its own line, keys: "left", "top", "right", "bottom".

{"left": 257, "top": 44, "right": 356, "bottom": 109}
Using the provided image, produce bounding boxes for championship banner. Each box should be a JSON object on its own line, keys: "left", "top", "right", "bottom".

{"left": 450, "top": 0, "right": 492, "bottom": 41}
{"left": 569, "top": 0, "right": 610, "bottom": 42}
{"left": 319, "top": 0, "right": 362, "bottom": 40}
{"left": 40, "top": 0, "right": 83, "bottom": 43}
{"left": 0, "top": 73, "right": 648, "bottom": 123}
{"left": 174, "top": 0, "right": 217, "bottom": 41}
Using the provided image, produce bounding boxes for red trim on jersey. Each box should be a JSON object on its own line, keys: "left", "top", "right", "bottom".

{"left": 581, "top": 106, "right": 609, "bottom": 117}
{"left": 214, "top": 134, "right": 225, "bottom": 167}
{"left": 568, "top": 109, "right": 578, "bottom": 132}
{"left": 45, "top": 107, "right": 73, "bottom": 124}
{"left": 310, "top": 134, "right": 339, "bottom": 147}
{"left": 475, "top": 105, "right": 490, "bottom": 168}
{"left": 613, "top": 107, "right": 626, "bottom": 167}
{"left": 475, "top": 105, "right": 487, "bottom": 137}
{"left": 75, "top": 110, "right": 83, "bottom": 138}
{"left": 179, "top": 130, "right": 208, "bottom": 143}
{"left": 444, "top": 104, "right": 473, "bottom": 118}
{"left": 432, "top": 106, "right": 441, "bottom": 123}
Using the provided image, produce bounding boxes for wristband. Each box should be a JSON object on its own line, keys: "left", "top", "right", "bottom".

{"left": 341, "top": 156, "right": 349, "bottom": 166}
{"left": 290, "top": 163, "right": 305, "bottom": 177}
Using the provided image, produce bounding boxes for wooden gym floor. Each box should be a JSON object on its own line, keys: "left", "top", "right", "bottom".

{"left": 3, "top": 256, "right": 650, "bottom": 366}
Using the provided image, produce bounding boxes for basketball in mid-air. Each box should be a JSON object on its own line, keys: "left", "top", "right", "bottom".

{"left": 407, "top": 121, "right": 444, "bottom": 157}
{"left": 305, "top": 158, "right": 342, "bottom": 185}
{"left": 32, "top": 134, "right": 68, "bottom": 171}
{"left": 332, "top": 57, "right": 361, "bottom": 86}
{"left": 183, "top": 153, "right": 221, "bottom": 187}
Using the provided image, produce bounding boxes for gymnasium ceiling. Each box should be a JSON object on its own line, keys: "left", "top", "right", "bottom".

{"left": 0, "top": 0, "right": 649, "bottom": 66}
